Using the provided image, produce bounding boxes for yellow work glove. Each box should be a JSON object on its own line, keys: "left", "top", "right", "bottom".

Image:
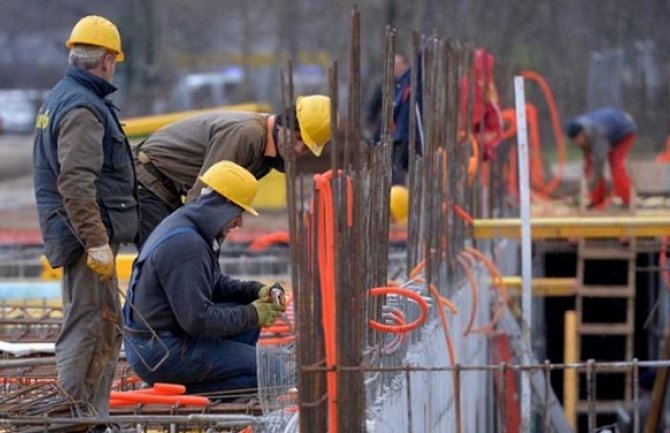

{"left": 86, "top": 244, "right": 114, "bottom": 281}
{"left": 252, "top": 300, "right": 284, "bottom": 327}
{"left": 259, "top": 284, "right": 286, "bottom": 310}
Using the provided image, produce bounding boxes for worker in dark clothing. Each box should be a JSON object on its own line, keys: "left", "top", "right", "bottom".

{"left": 33, "top": 15, "right": 137, "bottom": 425}
{"left": 134, "top": 95, "right": 332, "bottom": 247}
{"left": 123, "top": 161, "right": 285, "bottom": 394}
{"left": 366, "top": 54, "right": 423, "bottom": 186}
{"left": 566, "top": 107, "right": 637, "bottom": 208}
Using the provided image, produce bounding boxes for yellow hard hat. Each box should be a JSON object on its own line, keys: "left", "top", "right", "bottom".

{"left": 199, "top": 161, "right": 259, "bottom": 216}
{"left": 390, "top": 185, "right": 409, "bottom": 224}
{"left": 66, "top": 15, "right": 125, "bottom": 62}
{"left": 296, "top": 95, "right": 332, "bottom": 157}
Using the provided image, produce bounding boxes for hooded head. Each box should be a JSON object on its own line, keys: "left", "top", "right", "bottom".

{"left": 182, "top": 190, "right": 245, "bottom": 245}
{"left": 185, "top": 161, "right": 259, "bottom": 245}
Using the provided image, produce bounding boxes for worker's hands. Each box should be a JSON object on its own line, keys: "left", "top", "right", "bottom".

{"left": 86, "top": 244, "right": 114, "bottom": 281}
{"left": 259, "top": 283, "right": 286, "bottom": 310}
{"left": 252, "top": 300, "right": 284, "bottom": 327}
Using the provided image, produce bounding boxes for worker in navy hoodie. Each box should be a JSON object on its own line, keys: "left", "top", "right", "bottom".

{"left": 566, "top": 107, "right": 637, "bottom": 209}
{"left": 123, "top": 161, "right": 285, "bottom": 393}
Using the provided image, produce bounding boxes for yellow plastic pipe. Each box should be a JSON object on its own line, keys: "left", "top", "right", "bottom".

{"left": 501, "top": 277, "right": 576, "bottom": 297}
{"left": 122, "top": 102, "right": 273, "bottom": 138}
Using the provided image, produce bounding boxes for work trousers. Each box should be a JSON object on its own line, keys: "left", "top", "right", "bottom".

{"left": 125, "top": 325, "right": 260, "bottom": 395}
{"left": 136, "top": 184, "right": 176, "bottom": 249}
{"left": 586, "top": 133, "right": 635, "bottom": 206}
{"left": 57, "top": 245, "right": 122, "bottom": 417}
{"left": 391, "top": 140, "right": 409, "bottom": 186}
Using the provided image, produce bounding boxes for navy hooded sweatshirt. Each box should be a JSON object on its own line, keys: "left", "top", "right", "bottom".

{"left": 125, "top": 191, "right": 262, "bottom": 337}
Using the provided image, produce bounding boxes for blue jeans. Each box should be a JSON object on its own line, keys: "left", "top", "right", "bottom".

{"left": 124, "top": 327, "right": 260, "bottom": 394}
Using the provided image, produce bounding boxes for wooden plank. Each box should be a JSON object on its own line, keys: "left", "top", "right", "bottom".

{"left": 473, "top": 216, "right": 670, "bottom": 239}
{"left": 577, "top": 285, "right": 634, "bottom": 298}
{"left": 578, "top": 323, "right": 634, "bottom": 335}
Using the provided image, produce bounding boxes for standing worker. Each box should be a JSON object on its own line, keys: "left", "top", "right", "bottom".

{"left": 366, "top": 54, "right": 423, "bottom": 186}
{"left": 134, "top": 95, "right": 331, "bottom": 246}
{"left": 566, "top": 107, "right": 637, "bottom": 209}
{"left": 33, "top": 15, "right": 137, "bottom": 428}
{"left": 123, "top": 161, "right": 285, "bottom": 394}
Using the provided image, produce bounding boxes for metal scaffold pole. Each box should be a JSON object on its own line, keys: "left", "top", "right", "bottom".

{"left": 514, "top": 75, "right": 533, "bottom": 433}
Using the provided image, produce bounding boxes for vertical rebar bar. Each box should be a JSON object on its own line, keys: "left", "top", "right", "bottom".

{"left": 633, "top": 358, "right": 639, "bottom": 433}
{"left": 587, "top": 359, "right": 596, "bottom": 433}
{"left": 544, "top": 360, "right": 551, "bottom": 433}
{"left": 406, "top": 369, "right": 414, "bottom": 433}
{"left": 500, "top": 363, "right": 508, "bottom": 433}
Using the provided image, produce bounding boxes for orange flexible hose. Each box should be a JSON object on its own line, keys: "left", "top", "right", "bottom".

{"left": 248, "top": 231, "right": 290, "bottom": 252}
{"left": 466, "top": 133, "right": 479, "bottom": 186}
{"left": 409, "top": 260, "right": 426, "bottom": 280}
{"left": 453, "top": 204, "right": 474, "bottom": 226}
{"left": 368, "top": 286, "right": 430, "bottom": 334}
{"left": 525, "top": 104, "right": 547, "bottom": 197}
{"left": 109, "top": 391, "right": 210, "bottom": 406}
{"left": 502, "top": 71, "right": 566, "bottom": 200}
{"left": 464, "top": 247, "right": 510, "bottom": 334}
{"left": 258, "top": 335, "right": 296, "bottom": 346}
{"left": 500, "top": 108, "right": 517, "bottom": 140}
{"left": 661, "top": 237, "right": 670, "bottom": 293}
{"left": 410, "top": 279, "right": 458, "bottom": 314}
{"left": 133, "top": 383, "right": 186, "bottom": 395}
{"left": 314, "top": 171, "right": 338, "bottom": 433}
{"left": 458, "top": 253, "right": 479, "bottom": 337}
{"left": 520, "top": 70, "right": 566, "bottom": 196}
{"left": 427, "top": 283, "right": 461, "bottom": 433}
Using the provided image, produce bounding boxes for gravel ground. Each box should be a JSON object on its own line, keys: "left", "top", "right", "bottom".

{"left": 0, "top": 134, "right": 38, "bottom": 230}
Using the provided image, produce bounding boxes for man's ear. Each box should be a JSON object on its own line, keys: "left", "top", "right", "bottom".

{"left": 102, "top": 53, "right": 115, "bottom": 72}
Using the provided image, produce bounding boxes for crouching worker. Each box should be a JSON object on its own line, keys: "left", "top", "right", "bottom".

{"left": 123, "top": 161, "right": 286, "bottom": 394}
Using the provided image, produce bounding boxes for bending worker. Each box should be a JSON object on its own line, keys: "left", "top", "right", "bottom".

{"left": 33, "top": 16, "right": 137, "bottom": 422}
{"left": 566, "top": 107, "right": 637, "bottom": 208}
{"left": 134, "top": 94, "right": 332, "bottom": 246}
{"left": 123, "top": 161, "right": 285, "bottom": 394}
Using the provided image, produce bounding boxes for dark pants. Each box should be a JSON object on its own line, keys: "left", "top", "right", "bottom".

{"left": 392, "top": 140, "right": 409, "bottom": 186}
{"left": 137, "top": 184, "right": 176, "bottom": 249}
{"left": 124, "top": 326, "right": 260, "bottom": 394}
{"left": 57, "top": 245, "right": 122, "bottom": 417}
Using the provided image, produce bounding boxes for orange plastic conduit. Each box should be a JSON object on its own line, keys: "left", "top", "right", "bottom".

{"left": 314, "top": 171, "right": 338, "bottom": 433}
{"left": 410, "top": 278, "right": 459, "bottom": 314}
{"left": 464, "top": 247, "right": 510, "bottom": 334}
{"left": 409, "top": 259, "right": 427, "bottom": 280}
{"left": 525, "top": 103, "right": 547, "bottom": 196}
{"left": 368, "top": 286, "right": 430, "bottom": 333}
{"left": 520, "top": 70, "right": 566, "bottom": 196}
{"left": 661, "top": 237, "right": 670, "bottom": 293}
{"left": 312, "top": 169, "right": 354, "bottom": 433}
{"left": 248, "top": 231, "right": 290, "bottom": 252}
{"left": 109, "top": 391, "right": 210, "bottom": 407}
{"left": 427, "top": 283, "right": 462, "bottom": 433}
{"left": 133, "top": 383, "right": 185, "bottom": 395}
{"left": 458, "top": 253, "right": 479, "bottom": 337}
{"left": 465, "top": 132, "right": 480, "bottom": 186}
{"left": 453, "top": 204, "right": 474, "bottom": 226}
